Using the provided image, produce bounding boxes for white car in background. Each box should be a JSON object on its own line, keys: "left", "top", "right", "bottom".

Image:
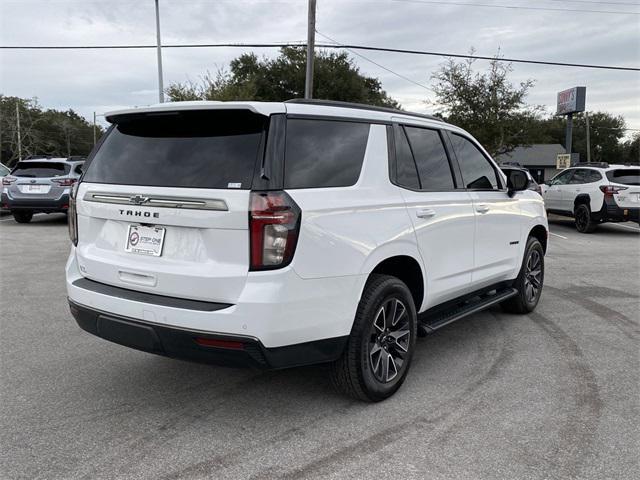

{"left": 543, "top": 163, "right": 640, "bottom": 232}
{"left": 0, "top": 163, "right": 10, "bottom": 212}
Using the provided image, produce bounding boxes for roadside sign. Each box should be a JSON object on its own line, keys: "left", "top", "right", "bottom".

{"left": 556, "top": 154, "right": 572, "bottom": 169}
{"left": 557, "top": 87, "right": 586, "bottom": 115}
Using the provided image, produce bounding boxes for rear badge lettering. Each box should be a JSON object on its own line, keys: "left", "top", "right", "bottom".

{"left": 119, "top": 209, "right": 159, "bottom": 218}
{"left": 228, "top": 182, "right": 242, "bottom": 189}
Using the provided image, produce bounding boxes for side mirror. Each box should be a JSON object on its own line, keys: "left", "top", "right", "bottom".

{"left": 507, "top": 170, "right": 528, "bottom": 197}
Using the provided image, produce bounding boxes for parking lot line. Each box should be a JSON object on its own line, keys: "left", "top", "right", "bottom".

{"left": 549, "top": 231, "right": 568, "bottom": 240}
{"left": 608, "top": 223, "right": 640, "bottom": 232}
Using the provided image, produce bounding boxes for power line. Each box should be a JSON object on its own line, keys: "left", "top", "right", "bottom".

{"left": 315, "top": 30, "right": 432, "bottom": 91}
{"left": 1, "top": 42, "right": 638, "bottom": 71}
{"left": 390, "top": 0, "right": 639, "bottom": 15}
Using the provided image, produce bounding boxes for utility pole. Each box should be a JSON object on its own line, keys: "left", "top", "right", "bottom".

{"left": 585, "top": 112, "right": 591, "bottom": 163}
{"left": 304, "top": 0, "right": 317, "bottom": 99}
{"left": 154, "top": 0, "right": 165, "bottom": 103}
{"left": 93, "top": 112, "right": 97, "bottom": 146}
{"left": 16, "top": 102, "right": 22, "bottom": 161}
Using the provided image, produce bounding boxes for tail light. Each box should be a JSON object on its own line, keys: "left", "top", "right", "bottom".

{"left": 68, "top": 182, "right": 79, "bottom": 246}
{"left": 599, "top": 185, "right": 627, "bottom": 197}
{"left": 2, "top": 176, "right": 16, "bottom": 185}
{"left": 249, "top": 191, "right": 301, "bottom": 271}
{"left": 53, "top": 178, "right": 77, "bottom": 187}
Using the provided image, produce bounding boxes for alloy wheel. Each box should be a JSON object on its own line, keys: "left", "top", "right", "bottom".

{"left": 368, "top": 298, "right": 411, "bottom": 383}
{"left": 524, "top": 249, "right": 542, "bottom": 303}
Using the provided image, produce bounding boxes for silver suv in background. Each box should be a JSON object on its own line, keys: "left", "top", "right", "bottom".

{"left": 1, "top": 156, "right": 85, "bottom": 223}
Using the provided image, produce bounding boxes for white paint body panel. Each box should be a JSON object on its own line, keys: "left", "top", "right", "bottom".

{"left": 66, "top": 100, "right": 548, "bottom": 349}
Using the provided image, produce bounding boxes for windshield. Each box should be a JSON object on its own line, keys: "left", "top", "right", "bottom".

{"left": 83, "top": 110, "right": 266, "bottom": 189}
{"left": 606, "top": 169, "right": 640, "bottom": 186}
{"left": 11, "top": 162, "right": 70, "bottom": 178}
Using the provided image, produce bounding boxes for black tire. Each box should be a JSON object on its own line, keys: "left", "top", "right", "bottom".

{"left": 574, "top": 203, "right": 596, "bottom": 233}
{"left": 501, "top": 236, "right": 545, "bottom": 314}
{"left": 330, "top": 274, "right": 417, "bottom": 402}
{"left": 13, "top": 211, "right": 33, "bottom": 223}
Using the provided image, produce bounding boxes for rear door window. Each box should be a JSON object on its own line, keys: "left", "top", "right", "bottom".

{"left": 394, "top": 127, "right": 420, "bottom": 190}
{"left": 450, "top": 134, "right": 500, "bottom": 190}
{"left": 284, "top": 119, "right": 370, "bottom": 189}
{"left": 83, "top": 110, "right": 266, "bottom": 189}
{"left": 606, "top": 169, "right": 640, "bottom": 185}
{"left": 404, "top": 127, "right": 455, "bottom": 190}
{"left": 11, "top": 162, "right": 70, "bottom": 178}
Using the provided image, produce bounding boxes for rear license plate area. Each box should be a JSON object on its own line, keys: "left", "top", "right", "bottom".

{"left": 125, "top": 224, "right": 166, "bottom": 257}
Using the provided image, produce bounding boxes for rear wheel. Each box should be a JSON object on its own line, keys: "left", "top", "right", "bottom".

{"left": 574, "top": 203, "right": 596, "bottom": 233}
{"left": 13, "top": 211, "right": 33, "bottom": 223}
{"left": 501, "top": 236, "right": 544, "bottom": 314}
{"left": 330, "top": 274, "right": 417, "bottom": 402}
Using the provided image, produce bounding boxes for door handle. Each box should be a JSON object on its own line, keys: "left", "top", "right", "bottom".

{"left": 416, "top": 208, "right": 436, "bottom": 219}
{"left": 476, "top": 205, "right": 490, "bottom": 214}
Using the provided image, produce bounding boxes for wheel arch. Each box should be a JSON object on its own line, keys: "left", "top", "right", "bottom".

{"left": 574, "top": 194, "right": 591, "bottom": 208}
{"left": 365, "top": 255, "right": 425, "bottom": 313}
{"left": 528, "top": 224, "right": 548, "bottom": 254}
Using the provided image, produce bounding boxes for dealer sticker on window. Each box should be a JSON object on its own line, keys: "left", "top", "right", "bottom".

{"left": 125, "top": 225, "right": 166, "bottom": 256}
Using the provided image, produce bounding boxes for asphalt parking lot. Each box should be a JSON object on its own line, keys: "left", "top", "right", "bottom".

{"left": 1, "top": 213, "right": 638, "bottom": 480}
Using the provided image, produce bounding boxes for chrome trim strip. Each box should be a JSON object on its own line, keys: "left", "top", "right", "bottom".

{"left": 83, "top": 192, "right": 228, "bottom": 211}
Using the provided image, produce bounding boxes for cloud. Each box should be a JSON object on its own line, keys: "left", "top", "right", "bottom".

{"left": 1, "top": 0, "right": 638, "bottom": 135}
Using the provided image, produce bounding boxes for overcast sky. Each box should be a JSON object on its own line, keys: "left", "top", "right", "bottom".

{"left": 1, "top": 0, "right": 639, "bottom": 136}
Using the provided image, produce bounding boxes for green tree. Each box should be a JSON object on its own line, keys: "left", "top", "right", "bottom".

{"left": 430, "top": 52, "right": 541, "bottom": 156}
{"left": 0, "top": 95, "right": 102, "bottom": 166}
{"left": 622, "top": 133, "right": 639, "bottom": 164}
{"left": 167, "top": 47, "right": 399, "bottom": 108}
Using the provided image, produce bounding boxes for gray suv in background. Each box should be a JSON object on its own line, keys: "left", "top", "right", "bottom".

{"left": 1, "top": 157, "right": 85, "bottom": 223}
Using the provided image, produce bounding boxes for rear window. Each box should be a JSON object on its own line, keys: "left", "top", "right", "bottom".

{"left": 606, "top": 169, "right": 640, "bottom": 186}
{"left": 83, "top": 110, "right": 266, "bottom": 189}
{"left": 284, "top": 119, "right": 370, "bottom": 189}
{"left": 12, "top": 162, "right": 70, "bottom": 177}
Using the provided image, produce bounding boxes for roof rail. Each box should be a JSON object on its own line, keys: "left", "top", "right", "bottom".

{"left": 576, "top": 162, "right": 609, "bottom": 168}
{"left": 67, "top": 156, "right": 86, "bottom": 162}
{"left": 24, "top": 155, "right": 53, "bottom": 160}
{"left": 285, "top": 98, "right": 442, "bottom": 122}
{"left": 500, "top": 161, "right": 523, "bottom": 167}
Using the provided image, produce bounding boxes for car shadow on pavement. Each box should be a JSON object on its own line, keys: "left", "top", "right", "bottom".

{"left": 1, "top": 213, "right": 68, "bottom": 225}
{"left": 548, "top": 216, "right": 639, "bottom": 235}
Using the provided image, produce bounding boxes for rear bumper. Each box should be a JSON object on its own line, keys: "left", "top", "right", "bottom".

{"left": 1, "top": 191, "right": 70, "bottom": 212}
{"left": 596, "top": 198, "right": 640, "bottom": 222}
{"left": 69, "top": 300, "right": 347, "bottom": 369}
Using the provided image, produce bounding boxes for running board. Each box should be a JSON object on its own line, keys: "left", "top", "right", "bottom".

{"left": 419, "top": 287, "right": 518, "bottom": 333}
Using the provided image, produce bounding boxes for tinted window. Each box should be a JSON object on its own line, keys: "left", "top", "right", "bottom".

{"left": 0, "top": 164, "right": 10, "bottom": 175}
{"left": 586, "top": 170, "right": 602, "bottom": 183}
{"left": 606, "top": 169, "right": 640, "bottom": 186}
{"left": 12, "top": 162, "right": 70, "bottom": 178}
{"left": 551, "top": 170, "right": 574, "bottom": 185}
{"left": 450, "top": 134, "right": 499, "bottom": 190}
{"left": 284, "top": 119, "right": 369, "bottom": 189}
{"left": 394, "top": 127, "right": 420, "bottom": 189}
{"left": 404, "top": 127, "right": 455, "bottom": 190}
{"left": 83, "top": 110, "right": 265, "bottom": 189}
{"left": 569, "top": 169, "right": 589, "bottom": 184}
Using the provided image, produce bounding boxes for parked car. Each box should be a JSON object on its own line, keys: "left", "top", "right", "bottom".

{"left": 66, "top": 100, "right": 548, "bottom": 401}
{"left": 1, "top": 157, "right": 85, "bottom": 223}
{"left": 0, "top": 162, "right": 10, "bottom": 212}
{"left": 543, "top": 162, "right": 640, "bottom": 232}
{"left": 500, "top": 163, "right": 542, "bottom": 195}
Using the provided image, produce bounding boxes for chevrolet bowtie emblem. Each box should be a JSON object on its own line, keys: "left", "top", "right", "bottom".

{"left": 129, "top": 194, "right": 150, "bottom": 205}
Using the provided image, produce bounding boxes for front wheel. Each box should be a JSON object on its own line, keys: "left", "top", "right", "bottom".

{"left": 501, "top": 236, "right": 545, "bottom": 314}
{"left": 330, "top": 274, "right": 417, "bottom": 402}
{"left": 13, "top": 211, "right": 33, "bottom": 223}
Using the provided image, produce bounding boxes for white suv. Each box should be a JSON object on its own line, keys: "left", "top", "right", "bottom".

{"left": 66, "top": 100, "right": 548, "bottom": 401}
{"left": 543, "top": 163, "right": 640, "bottom": 233}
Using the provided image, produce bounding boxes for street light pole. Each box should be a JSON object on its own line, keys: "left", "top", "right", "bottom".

{"left": 155, "top": 0, "right": 165, "bottom": 103}
{"left": 304, "top": 0, "right": 316, "bottom": 99}
{"left": 585, "top": 112, "right": 591, "bottom": 163}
